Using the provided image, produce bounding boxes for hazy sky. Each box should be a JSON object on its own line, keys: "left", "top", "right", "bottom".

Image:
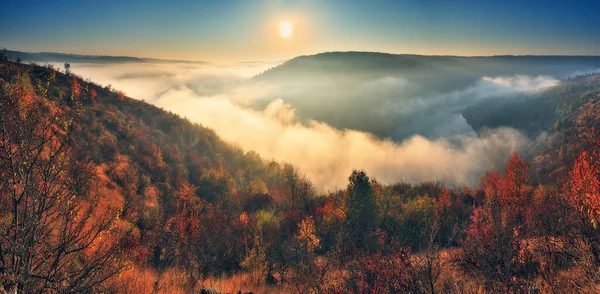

{"left": 2, "top": 0, "right": 599, "bottom": 62}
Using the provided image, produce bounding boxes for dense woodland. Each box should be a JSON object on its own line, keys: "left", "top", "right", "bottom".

{"left": 2, "top": 55, "right": 600, "bottom": 293}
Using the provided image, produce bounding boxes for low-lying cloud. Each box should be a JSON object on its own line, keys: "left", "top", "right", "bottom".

{"left": 60, "top": 62, "right": 553, "bottom": 191}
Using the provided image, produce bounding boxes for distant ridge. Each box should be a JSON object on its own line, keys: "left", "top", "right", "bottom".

{"left": 254, "top": 51, "right": 600, "bottom": 81}
{"left": 2, "top": 49, "right": 209, "bottom": 64}
{"left": 289, "top": 50, "right": 600, "bottom": 58}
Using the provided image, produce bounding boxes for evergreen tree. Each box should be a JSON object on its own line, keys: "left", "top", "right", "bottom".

{"left": 345, "top": 170, "right": 378, "bottom": 249}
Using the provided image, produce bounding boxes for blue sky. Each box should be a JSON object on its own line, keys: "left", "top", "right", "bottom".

{"left": 1, "top": 0, "right": 599, "bottom": 62}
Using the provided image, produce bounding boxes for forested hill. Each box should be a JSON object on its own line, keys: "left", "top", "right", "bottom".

{"left": 463, "top": 72, "right": 600, "bottom": 138}
{"left": 249, "top": 52, "right": 600, "bottom": 142}
{"left": 0, "top": 58, "right": 317, "bottom": 292}
{"left": 255, "top": 52, "right": 600, "bottom": 87}
{"left": 4, "top": 57, "right": 600, "bottom": 293}
{"left": 462, "top": 72, "right": 600, "bottom": 181}
{"left": 0, "top": 58, "right": 292, "bottom": 199}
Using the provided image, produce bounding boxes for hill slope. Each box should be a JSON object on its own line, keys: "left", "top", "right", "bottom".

{"left": 4, "top": 55, "right": 600, "bottom": 293}
{"left": 256, "top": 52, "right": 600, "bottom": 86}
{"left": 252, "top": 52, "right": 600, "bottom": 140}
{"left": 0, "top": 58, "right": 313, "bottom": 291}
{"left": 461, "top": 72, "right": 600, "bottom": 181}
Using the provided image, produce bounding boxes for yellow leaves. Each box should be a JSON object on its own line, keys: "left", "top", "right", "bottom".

{"left": 248, "top": 178, "right": 268, "bottom": 195}
{"left": 297, "top": 216, "right": 320, "bottom": 253}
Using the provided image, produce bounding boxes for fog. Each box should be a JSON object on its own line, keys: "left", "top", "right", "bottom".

{"left": 56, "top": 61, "right": 559, "bottom": 190}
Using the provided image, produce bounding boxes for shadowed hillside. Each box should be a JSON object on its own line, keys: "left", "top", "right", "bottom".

{"left": 252, "top": 52, "right": 600, "bottom": 140}
{"left": 463, "top": 72, "right": 600, "bottom": 138}
{"left": 462, "top": 72, "right": 600, "bottom": 177}
{"left": 256, "top": 52, "right": 600, "bottom": 86}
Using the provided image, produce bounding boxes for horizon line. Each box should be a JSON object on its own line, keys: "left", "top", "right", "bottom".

{"left": 5, "top": 47, "right": 600, "bottom": 64}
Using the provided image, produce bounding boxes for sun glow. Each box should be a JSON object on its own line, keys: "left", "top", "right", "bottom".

{"left": 279, "top": 21, "right": 293, "bottom": 38}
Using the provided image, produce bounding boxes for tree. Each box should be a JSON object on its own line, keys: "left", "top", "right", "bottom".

{"left": 345, "top": 170, "right": 378, "bottom": 249}
{"left": 286, "top": 216, "right": 329, "bottom": 293}
{"left": 566, "top": 149, "right": 600, "bottom": 224}
{"left": 343, "top": 232, "right": 419, "bottom": 293}
{"left": 242, "top": 209, "right": 281, "bottom": 284}
{"left": 297, "top": 216, "right": 320, "bottom": 253}
{"left": 457, "top": 151, "right": 538, "bottom": 292}
{"left": 458, "top": 206, "right": 538, "bottom": 292}
{"left": 399, "top": 195, "right": 437, "bottom": 251}
{"left": 0, "top": 71, "right": 125, "bottom": 292}
{"left": 500, "top": 151, "right": 530, "bottom": 208}
{"left": 71, "top": 76, "right": 81, "bottom": 99}
{"left": 117, "top": 90, "right": 125, "bottom": 102}
{"left": 63, "top": 62, "right": 71, "bottom": 75}
{"left": 88, "top": 88, "right": 97, "bottom": 101}
{"left": 564, "top": 142, "right": 600, "bottom": 266}
{"left": 277, "top": 163, "right": 314, "bottom": 210}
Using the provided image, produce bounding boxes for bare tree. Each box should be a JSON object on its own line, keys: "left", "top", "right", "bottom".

{"left": 280, "top": 163, "right": 314, "bottom": 209}
{"left": 0, "top": 69, "right": 126, "bottom": 292}
{"left": 63, "top": 62, "right": 71, "bottom": 75}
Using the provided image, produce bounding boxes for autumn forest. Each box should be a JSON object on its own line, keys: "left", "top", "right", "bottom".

{"left": 2, "top": 46, "right": 600, "bottom": 294}
{"left": 2, "top": 2, "right": 600, "bottom": 292}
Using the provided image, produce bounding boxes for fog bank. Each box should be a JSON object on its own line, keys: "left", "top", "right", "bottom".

{"left": 58, "top": 61, "right": 555, "bottom": 190}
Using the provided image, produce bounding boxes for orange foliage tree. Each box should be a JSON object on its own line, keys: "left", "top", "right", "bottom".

{"left": 117, "top": 90, "right": 125, "bottom": 102}
{"left": 88, "top": 88, "right": 97, "bottom": 101}
{"left": 0, "top": 72, "right": 126, "bottom": 292}
{"left": 71, "top": 76, "right": 80, "bottom": 98}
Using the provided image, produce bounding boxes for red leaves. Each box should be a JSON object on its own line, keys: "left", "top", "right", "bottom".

{"left": 117, "top": 91, "right": 125, "bottom": 102}
{"left": 240, "top": 211, "right": 250, "bottom": 226}
{"left": 316, "top": 197, "right": 344, "bottom": 225}
{"left": 479, "top": 151, "right": 531, "bottom": 224}
{"left": 436, "top": 186, "right": 454, "bottom": 214}
{"left": 480, "top": 171, "right": 502, "bottom": 202}
{"left": 464, "top": 207, "right": 496, "bottom": 250}
{"left": 88, "top": 89, "right": 97, "bottom": 101}
{"left": 500, "top": 151, "right": 530, "bottom": 207}
{"left": 347, "top": 248, "right": 413, "bottom": 293}
{"left": 168, "top": 182, "right": 203, "bottom": 241}
{"left": 459, "top": 151, "right": 540, "bottom": 290}
{"left": 565, "top": 150, "right": 600, "bottom": 223}
{"left": 71, "top": 77, "right": 80, "bottom": 98}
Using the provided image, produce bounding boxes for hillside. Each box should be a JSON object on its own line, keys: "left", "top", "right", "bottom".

{"left": 463, "top": 72, "right": 600, "bottom": 138}
{"left": 251, "top": 52, "right": 600, "bottom": 141}
{"left": 0, "top": 58, "right": 313, "bottom": 292}
{"left": 256, "top": 52, "right": 600, "bottom": 85}
{"left": 4, "top": 56, "right": 600, "bottom": 293}
{"left": 461, "top": 72, "right": 600, "bottom": 181}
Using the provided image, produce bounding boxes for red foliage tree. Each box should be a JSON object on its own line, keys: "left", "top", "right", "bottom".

{"left": 500, "top": 151, "right": 530, "bottom": 208}
{"left": 341, "top": 231, "right": 421, "bottom": 293}
{"left": 88, "top": 88, "right": 97, "bottom": 101}
{"left": 565, "top": 149, "right": 600, "bottom": 223}
{"left": 479, "top": 151, "right": 531, "bottom": 228}
{"left": 436, "top": 187, "right": 454, "bottom": 214}
{"left": 71, "top": 76, "right": 80, "bottom": 98}
{"left": 459, "top": 206, "right": 538, "bottom": 292}
{"left": 458, "top": 151, "right": 539, "bottom": 291}
{"left": 480, "top": 171, "right": 502, "bottom": 204}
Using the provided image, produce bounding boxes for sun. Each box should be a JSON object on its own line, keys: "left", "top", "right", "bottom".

{"left": 279, "top": 21, "right": 293, "bottom": 38}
